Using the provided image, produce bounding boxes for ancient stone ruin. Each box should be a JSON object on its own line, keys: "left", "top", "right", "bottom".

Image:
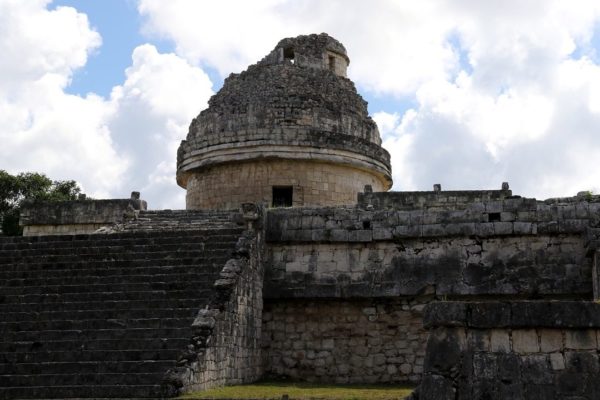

{"left": 2, "top": 33, "right": 600, "bottom": 400}
{"left": 177, "top": 33, "right": 392, "bottom": 209}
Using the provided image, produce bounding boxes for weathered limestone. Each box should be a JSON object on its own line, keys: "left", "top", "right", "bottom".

{"left": 162, "top": 204, "right": 265, "bottom": 395}
{"left": 265, "top": 193, "right": 598, "bottom": 299}
{"left": 19, "top": 192, "right": 147, "bottom": 236}
{"left": 262, "top": 298, "right": 427, "bottom": 384}
{"left": 177, "top": 33, "right": 392, "bottom": 209}
{"left": 417, "top": 301, "right": 600, "bottom": 400}
{"left": 186, "top": 160, "right": 385, "bottom": 209}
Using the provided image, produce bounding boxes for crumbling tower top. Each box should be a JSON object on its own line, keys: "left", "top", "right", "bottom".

{"left": 177, "top": 33, "right": 392, "bottom": 210}
{"left": 261, "top": 33, "right": 350, "bottom": 77}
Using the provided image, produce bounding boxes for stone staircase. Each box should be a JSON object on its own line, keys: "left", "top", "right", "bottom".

{"left": 0, "top": 227, "right": 244, "bottom": 399}
{"left": 116, "top": 210, "right": 241, "bottom": 232}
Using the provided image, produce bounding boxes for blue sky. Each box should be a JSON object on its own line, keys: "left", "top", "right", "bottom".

{"left": 54, "top": 0, "right": 410, "bottom": 115}
{"left": 2, "top": 1, "right": 600, "bottom": 208}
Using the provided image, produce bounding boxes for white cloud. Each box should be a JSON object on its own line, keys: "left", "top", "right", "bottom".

{"left": 107, "top": 44, "right": 213, "bottom": 208}
{"left": 137, "top": 0, "right": 600, "bottom": 199}
{"left": 3, "top": 0, "right": 600, "bottom": 208}
{"left": 0, "top": 1, "right": 214, "bottom": 208}
{"left": 137, "top": 0, "right": 461, "bottom": 96}
{"left": 0, "top": 0, "right": 123, "bottom": 198}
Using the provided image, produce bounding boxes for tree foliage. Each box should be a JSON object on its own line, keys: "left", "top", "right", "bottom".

{"left": 0, "top": 171, "right": 82, "bottom": 236}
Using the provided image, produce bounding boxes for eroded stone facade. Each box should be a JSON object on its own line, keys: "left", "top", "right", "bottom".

{"left": 177, "top": 33, "right": 391, "bottom": 209}
{"left": 262, "top": 298, "right": 427, "bottom": 384}
{"left": 186, "top": 160, "right": 386, "bottom": 209}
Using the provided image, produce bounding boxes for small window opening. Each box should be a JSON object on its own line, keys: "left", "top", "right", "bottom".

{"left": 272, "top": 186, "right": 293, "bottom": 208}
{"left": 283, "top": 47, "right": 295, "bottom": 64}
{"left": 328, "top": 55, "right": 336, "bottom": 72}
{"left": 488, "top": 212, "right": 501, "bottom": 222}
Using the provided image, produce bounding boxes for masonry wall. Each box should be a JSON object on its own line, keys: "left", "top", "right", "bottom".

{"left": 162, "top": 213, "right": 265, "bottom": 396}
{"left": 265, "top": 196, "right": 598, "bottom": 299}
{"left": 417, "top": 301, "right": 600, "bottom": 400}
{"left": 185, "top": 160, "right": 386, "bottom": 210}
{"left": 19, "top": 196, "right": 146, "bottom": 236}
{"left": 262, "top": 298, "right": 427, "bottom": 384}
{"left": 261, "top": 193, "right": 599, "bottom": 386}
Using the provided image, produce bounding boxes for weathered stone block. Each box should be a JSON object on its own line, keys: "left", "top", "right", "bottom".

{"left": 564, "top": 351, "right": 599, "bottom": 373}
{"left": 419, "top": 374, "right": 456, "bottom": 400}
{"left": 490, "top": 329, "right": 511, "bottom": 352}
{"left": 423, "top": 327, "right": 465, "bottom": 374}
{"left": 497, "top": 353, "right": 521, "bottom": 381}
{"left": 467, "top": 330, "right": 490, "bottom": 351}
{"left": 513, "top": 221, "right": 533, "bottom": 234}
{"left": 512, "top": 329, "right": 539, "bottom": 353}
{"left": 549, "top": 353, "right": 565, "bottom": 370}
{"left": 493, "top": 221, "right": 513, "bottom": 235}
{"left": 521, "top": 355, "right": 552, "bottom": 384}
{"left": 565, "top": 330, "right": 597, "bottom": 350}
{"left": 540, "top": 329, "right": 563, "bottom": 352}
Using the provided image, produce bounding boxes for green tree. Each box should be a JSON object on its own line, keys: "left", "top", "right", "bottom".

{"left": 0, "top": 171, "right": 82, "bottom": 236}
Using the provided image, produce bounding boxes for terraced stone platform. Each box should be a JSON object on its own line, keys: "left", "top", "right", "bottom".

{"left": 0, "top": 227, "right": 244, "bottom": 399}
{"left": 116, "top": 210, "right": 240, "bottom": 232}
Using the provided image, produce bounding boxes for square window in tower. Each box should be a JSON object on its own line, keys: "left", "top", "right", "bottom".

{"left": 272, "top": 186, "right": 293, "bottom": 208}
{"left": 328, "top": 55, "right": 336, "bottom": 72}
{"left": 283, "top": 47, "right": 295, "bottom": 64}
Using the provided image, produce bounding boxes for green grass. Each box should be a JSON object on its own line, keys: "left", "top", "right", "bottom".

{"left": 178, "top": 381, "right": 414, "bottom": 400}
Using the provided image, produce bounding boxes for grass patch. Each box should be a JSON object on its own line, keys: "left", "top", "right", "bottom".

{"left": 178, "top": 381, "right": 414, "bottom": 399}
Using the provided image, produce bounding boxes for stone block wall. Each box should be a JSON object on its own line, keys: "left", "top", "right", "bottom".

{"left": 416, "top": 301, "right": 600, "bottom": 400}
{"left": 265, "top": 194, "right": 599, "bottom": 299}
{"left": 262, "top": 193, "right": 599, "bottom": 387}
{"left": 186, "top": 160, "right": 386, "bottom": 210}
{"left": 162, "top": 207, "right": 265, "bottom": 395}
{"left": 19, "top": 193, "right": 147, "bottom": 236}
{"left": 358, "top": 189, "right": 511, "bottom": 211}
{"left": 261, "top": 298, "right": 427, "bottom": 384}
{"left": 266, "top": 236, "right": 589, "bottom": 299}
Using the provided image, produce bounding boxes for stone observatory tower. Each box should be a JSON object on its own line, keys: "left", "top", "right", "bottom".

{"left": 177, "top": 33, "right": 392, "bottom": 209}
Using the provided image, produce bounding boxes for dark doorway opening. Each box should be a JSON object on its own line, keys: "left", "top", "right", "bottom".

{"left": 328, "top": 55, "right": 336, "bottom": 72}
{"left": 283, "top": 47, "right": 295, "bottom": 64}
{"left": 488, "top": 212, "right": 501, "bottom": 222}
{"left": 272, "top": 186, "right": 293, "bottom": 208}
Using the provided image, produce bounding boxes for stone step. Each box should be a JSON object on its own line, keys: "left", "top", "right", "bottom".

{"left": 0, "top": 235, "right": 240, "bottom": 249}
{"left": 1, "top": 327, "right": 192, "bottom": 342}
{"left": 0, "top": 317, "right": 195, "bottom": 332}
{"left": 0, "top": 288, "right": 213, "bottom": 304}
{"left": 1, "top": 307, "right": 197, "bottom": 322}
{"left": 0, "top": 337, "right": 189, "bottom": 353}
{"left": 0, "top": 280, "right": 215, "bottom": 295}
{"left": 2, "top": 272, "right": 215, "bottom": 287}
{"left": 0, "top": 349, "right": 180, "bottom": 364}
{"left": 0, "top": 384, "right": 162, "bottom": 399}
{"left": 0, "top": 248, "right": 235, "bottom": 265}
{"left": 0, "top": 229, "right": 243, "bottom": 248}
{"left": 0, "top": 257, "right": 231, "bottom": 275}
{"left": 0, "top": 260, "right": 229, "bottom": 277}
{"left": 0, "top": 369, "right": 168, "bottom": 384}
{"left": 0, "top": 299, "right": 201, "bottom": 313}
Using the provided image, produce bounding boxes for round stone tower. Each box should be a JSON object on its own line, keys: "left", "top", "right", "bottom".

{"left": 177, "top": 33, "right": 392, "bottom": 209}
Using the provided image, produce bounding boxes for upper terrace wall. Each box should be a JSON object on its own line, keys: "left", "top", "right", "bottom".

{"left": 19, "top": 192, "right": 147, "bottom": 236}
{"left": 264, "top": 192, "right": 600, "bottom": 300}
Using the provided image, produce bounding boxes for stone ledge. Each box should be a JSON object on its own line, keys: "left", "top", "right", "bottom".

{"left": 424, "top": 301, "right": 600, "bottom": 329}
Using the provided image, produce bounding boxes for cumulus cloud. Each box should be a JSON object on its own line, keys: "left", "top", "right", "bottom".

{"left": 3, "top": 0, "right": 600, "bottom": 208}
{"left": 0, "top": 1, "right": 214, "bottom": 208}
{"left": 138, "top": 0, "right": 600, "bottom": 199}
{"left": 107, "top": 44, "right": 213, "bottom": 208}
{"left": 137, "top": 0, "right": 460, "bottom": 95}
{"left": 0, "top": 0, "right": 123, "bottom": 198}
